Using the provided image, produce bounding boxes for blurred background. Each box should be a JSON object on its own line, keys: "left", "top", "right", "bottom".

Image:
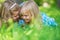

{"left": 0, "top": 0, "right": 60, "bottom": 40}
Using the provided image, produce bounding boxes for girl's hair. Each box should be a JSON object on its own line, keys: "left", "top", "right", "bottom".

{"left": 20, "top": 0, "right": 42, "bottom": 30}
{"left": 20, "top": 0, "right": 40, "bottom": 19}
{"left": 9, "top": 3, "right": 20, "bottom": 15}
{"left": 1, "top": 0, "right": 20, "bottom": 22}
{"left": 1, "top": 0, "right": 14, "bottom": 22}
{"left": 10, "top": 3, "right": 20, "bottom": 22}
{"left": 0, "top": 0, "right": 20, "bottom": 27}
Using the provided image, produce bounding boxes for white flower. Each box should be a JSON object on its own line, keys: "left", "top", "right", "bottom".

{"left": 43, "top": 2, "right": 50, "bottom": 8}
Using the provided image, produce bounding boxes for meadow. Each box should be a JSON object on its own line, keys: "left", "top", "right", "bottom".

{"left": 0, "top": 6, "right": 60, "bottom": 40}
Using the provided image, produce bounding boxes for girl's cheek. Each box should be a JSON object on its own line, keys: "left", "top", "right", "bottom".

{"left": 17, "top": 16, "right": 19, "bottom": 19}
{"left": 13, "top": 17, "right": 16, "bottom": 20}
{"left": 23, "top": 16, "right": 26, "bottom": 19}
{"left": 26, "top": 16, "right": 30, "bottom": 19}
{"left": 13, "top": 16, "right": 19, "bottom": 21}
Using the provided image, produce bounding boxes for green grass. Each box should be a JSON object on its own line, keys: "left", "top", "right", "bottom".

{"left": 0, "top": 6, "right": 60, "bottom": 40}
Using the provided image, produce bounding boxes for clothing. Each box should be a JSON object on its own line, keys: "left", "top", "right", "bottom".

{"left": 41, "top": 12, "right": 57, "bottom": 26}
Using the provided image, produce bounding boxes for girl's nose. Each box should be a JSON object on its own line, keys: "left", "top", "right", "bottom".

{"left": 17, "top": 16, "right": 19, "bottom": 18}
{"left": 26, "top": 16, "right": 29, "bottom": 19}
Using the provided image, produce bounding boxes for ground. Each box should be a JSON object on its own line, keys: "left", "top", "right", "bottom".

{"left": 0, "top": 6, "right": 60, "bottom": 40}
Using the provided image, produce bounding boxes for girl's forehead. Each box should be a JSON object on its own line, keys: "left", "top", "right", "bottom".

{"left": 22, "top": 12, "right": 31, "bottom": 16}
{"left": 22, "top": 9, "right": 31, "bottom": 14}
{"left": 21, "top": 3, "right": 33, "bottom": 15}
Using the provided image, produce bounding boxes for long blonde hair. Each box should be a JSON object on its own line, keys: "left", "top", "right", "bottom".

{"left": 1, "top": 0, "right": 20, "bottom": 22}
{"left": 20, "top": 0, "right": 40, "bottom": 18}
{"left": 1, "top": 0, "right": 13, "bottom": 22}
{"left": 20, "top": 0, "right": 42, "bottom": 30}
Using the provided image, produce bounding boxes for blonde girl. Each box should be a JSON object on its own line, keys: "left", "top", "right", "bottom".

{"left": 20, "top": 0, "right": 42, "bottom": 30}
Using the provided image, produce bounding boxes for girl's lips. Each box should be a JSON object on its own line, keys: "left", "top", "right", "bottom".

{"left": 25, "top": 19, "right": 30, "bottom": 22}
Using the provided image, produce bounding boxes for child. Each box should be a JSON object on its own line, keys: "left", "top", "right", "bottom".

{"left": 19, "top": 0, "right": 57, "bottom": 27}
{"left": 19, "top": 0, "right": 42, "bottom": 29}
{"left": 1, "top": 0, "right": 21, "bottom": 22}
{"left": 0, "top": 0, "right": 21, "bottom": 28}
{"left": 9, "top": 3, "right": 20, "bottom": 22}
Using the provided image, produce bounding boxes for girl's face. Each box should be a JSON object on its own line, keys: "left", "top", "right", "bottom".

{"left": 21, "top": 10, "right": 32, "bottom": 23}
{"left": 11, "top": 10, "right": 20, "bottom": 22}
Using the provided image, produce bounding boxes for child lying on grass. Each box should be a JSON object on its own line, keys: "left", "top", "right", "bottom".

{"left": 9, "top": 3, "right": 20, "bottom": 22}
{"left": 19, "top": 0, "right": 57, "bottom": 27}
{"left": 0, "top": 0, "right": 57, "bottom": 29}
{"left": 0, "top": 0, "right": 21, "bottom": 28}
{"left": 19, "top": 0, "right": 42, "bottom": 30}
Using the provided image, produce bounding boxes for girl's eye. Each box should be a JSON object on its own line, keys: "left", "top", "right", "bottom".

{"left": 13, "top": 15, "right": 17, "bottom": 17}
{"left": 24, "top": 15, "right": 28, "bottom": 17}
{"left": 14, "top": 16, "right": 17, "bottom": 17}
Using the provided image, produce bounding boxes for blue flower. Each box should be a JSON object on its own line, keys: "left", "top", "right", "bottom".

{"left": 41, "top": 12, "right": 57, "bottom": 26}
{"left": 41, "top": 13, "right": 49, "bottom": 24}
{"left": 18, "top": 20, "right": 25, "bottom": 26}
{"left": 48, "top": 18, "right": 57, "bottom": 26}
